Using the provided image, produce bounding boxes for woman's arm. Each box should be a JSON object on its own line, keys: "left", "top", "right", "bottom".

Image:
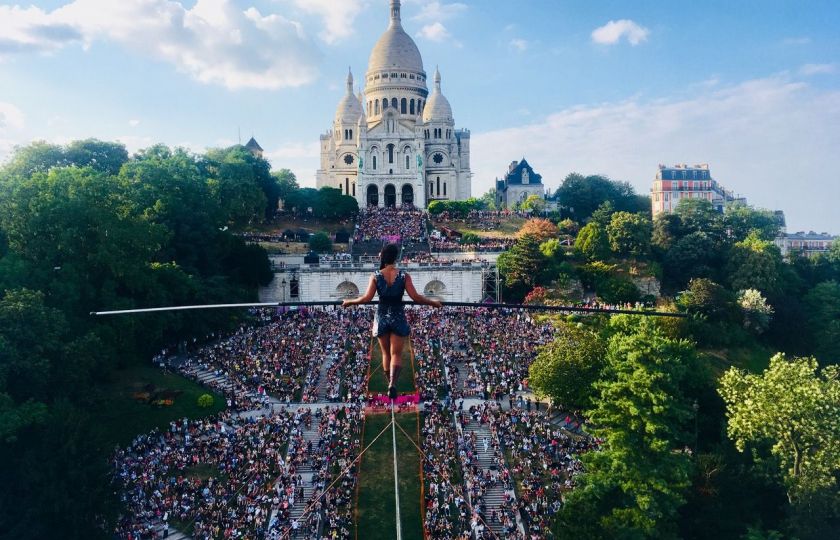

{"left": 404, "top": 273, "right": 443, "bottom": 308}
{"left": 342, "top": 275, "right": 376, "bottom": 307}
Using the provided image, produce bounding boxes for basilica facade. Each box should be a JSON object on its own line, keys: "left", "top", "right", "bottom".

{"left": 315, "top": 0, "right": 472, "bottom": 208}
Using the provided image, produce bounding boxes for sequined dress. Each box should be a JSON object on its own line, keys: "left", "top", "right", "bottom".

{"left": 372, "top": 269, "right": 410, "bottom": 337}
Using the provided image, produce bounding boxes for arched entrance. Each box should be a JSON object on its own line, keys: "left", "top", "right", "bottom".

{"left": 423, "top": 279, "right": 446, "bottom": 299}
{"left": 336, "top": 280, "right": 360, "bottom": 299}
{"left": 384, "top": 184, "right": 397, "bottom": 208}
{"left": 401, "top": 184, "right": 414, "bottom": 207}
{"left": 367, "top": 184, "right": 379, "bottom": 207}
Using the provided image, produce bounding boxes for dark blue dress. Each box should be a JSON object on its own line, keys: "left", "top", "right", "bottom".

{"left": 372, "top": 269, "right": 411, "bottom": 337}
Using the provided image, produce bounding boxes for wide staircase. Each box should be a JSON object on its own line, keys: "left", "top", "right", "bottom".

{"left": 460, "top": 420, "right": 509, "bottom": 537}
{"left": 286, "top": 418, "right": 323, "bottom": 539}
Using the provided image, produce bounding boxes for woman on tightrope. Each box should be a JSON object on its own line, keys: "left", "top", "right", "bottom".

{"left": 342, "top": 244, "right": 442, "bottom": 399}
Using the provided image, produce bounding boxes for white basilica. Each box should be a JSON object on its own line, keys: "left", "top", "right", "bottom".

{"left": 315, "top": 0, "right": 472, "bottom": 208}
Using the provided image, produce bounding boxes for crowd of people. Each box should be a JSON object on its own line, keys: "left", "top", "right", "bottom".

{"left": 114, "top": 411, "right": 297, "bottom": 539}
{"left": 354, "top": 207, "right": 428, "bottom": 243}
{"left": 117, "top": 305, "right": 599, "bottom": 539}
{"left": 433, "top": 210, "right": 532, "bottom": 232}
{"left": 430, "top": 237, "right": 515, "bottom": 252}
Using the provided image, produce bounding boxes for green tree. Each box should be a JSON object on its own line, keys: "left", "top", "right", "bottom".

{"left": 64, "top": 139, "right": 129, "bottom": 176}
{"left": 313, "top": 187, "right": 358, "bottom": 219}
{"left": 677, "top": 278, "right": 737, "bottom": 323}
{"left": 720, "top": 354, "right": 840, "bottom": 507}
{"left": 557, "top": 317, "right": 694, "bottom": 538}
{"left": 530, "top": 322, "right": 606, "bottom": 409}
{"left": 607, "top": 211, "right": 652, "bottom": 257}
{"left": 556, "top": 173, "right": 645, "bottom": 222}
{"left": 575, "top": 222, "right": 610, "bottom": 261}
{"left": 479, "top": 188, "right": 497, "bottom": 210}
{"left": 664, "top": 232, "right": 723, "bottom": 289}
{"left": 726, "top": 232, "right": 783, "bottom": 294}
{"left": 498, "top": 234, "right": 546, "bottom": 296}
{"left": 309, "top": 232, "right": 333, "bottom": 253}
{"left": 723, "top": 203, "right": 782, "bottom": 242}
{"left": 521, "top": 193, "right": 546, "bottom": 213}
{"left": 803, "top": 281, "right": 840, "bottom": 363}
{"left": 652, "top": 213, "right": 682, "bottom": 256}
{"left": 205, "top": 146, "right": 268, "bottom": 226}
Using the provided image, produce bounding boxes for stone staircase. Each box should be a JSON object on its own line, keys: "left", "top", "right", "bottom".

{"left": 284, "top": 418, "right": 324, "bottom": 539}
{"left": 190, "top": 366, "right": 235, "bottom": 394}
{"left": 314, "top": 354, "right": 336, "bottom": 402}
{"left": 459, "top": 420, "right": 509, "bottom": 537}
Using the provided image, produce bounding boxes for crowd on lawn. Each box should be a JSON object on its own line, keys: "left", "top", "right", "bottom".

{"left": 434, "top": 210, "right": 532, "bottom": 232}
{"left": 430, "top": 237, "right": 515, "bottom": 252}
{"left": 119, "top": 306, "right": 596, "bottom": 539}
{"left": 354, "top": 207, "right": 427, "bottom": 243}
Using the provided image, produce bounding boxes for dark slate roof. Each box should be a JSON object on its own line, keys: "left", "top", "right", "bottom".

{"left": 245, "top": 137, "right": 263, "bottom": 151}
{"left": 504, "top": 158, "right": 542, "bottom": 185}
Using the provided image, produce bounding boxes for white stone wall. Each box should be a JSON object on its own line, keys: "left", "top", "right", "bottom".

{"left": 259, "top": 265, "right": 486, "bottom": 303}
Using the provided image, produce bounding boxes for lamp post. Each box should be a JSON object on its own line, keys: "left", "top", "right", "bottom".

{"left": 693, "top": 400, "right": 700, "bottom": 455}
{"left": 281, "top": 278, "right": 287, "bottom": 303}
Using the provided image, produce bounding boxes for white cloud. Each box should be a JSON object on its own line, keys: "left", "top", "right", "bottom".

{"left": 472, "top": 75, "right": 840, "bottom": 232}
{"left": 0, "top": 0, "right": 321, "bottom": 90}
{"left": 0, "top": 102, "right": 25, "bottom": 130}
{"left": 800, "top": 63, "right": 836, "bottom": 76}
{"left": 128, "top": 119, "right": 141, "bottom": 127}
{"left": 416, "top": 22, "right": 452, "bottom": 43}
{"left": 289, "top": 0, "right": 363, "bottom": 44}
{"left": 509, "top": 38, "right": 528, "bottom": 52}
{"left": 409, "top": 1, "right": 467, "bottom": 22}
{"left": 591, "top": 19, "right": 649, "bottom": 46}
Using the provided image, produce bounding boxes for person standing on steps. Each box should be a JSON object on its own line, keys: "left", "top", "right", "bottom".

{"left": 342, "top": 243, "right": 443, "bottom": 399}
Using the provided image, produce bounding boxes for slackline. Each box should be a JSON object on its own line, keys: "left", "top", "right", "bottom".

{"left": 91, "top": 300, "right": 686, "bottom": 318}
{"left": 390, "top": 402, "right": 402, "bottom": 540}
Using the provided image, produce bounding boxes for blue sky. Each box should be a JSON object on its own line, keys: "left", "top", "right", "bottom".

{"left": 1, "top": 0, "right": 839, "bottom": 232}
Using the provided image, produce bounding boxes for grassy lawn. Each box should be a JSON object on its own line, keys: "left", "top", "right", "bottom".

{"left": 430, "top": 216, "right": 526, "bottom": 239}
{"left": 367, "top": 337, "right": 417, "bottom": 395}
{"left": 95, "top": 363, "right": 225, "bottom": 447}
{"left": 355, "top": 412, "right": 423, "bottom": 540}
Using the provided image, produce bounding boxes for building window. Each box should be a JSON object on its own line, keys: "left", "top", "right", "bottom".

{"left": 345, "top": 178, "right": 349, "bottom": 194}
{"left": 387, "top": 144, "right": 394, "bottom": 164}
{"left": 410, "top": 99, "right": 415, "bottom": 115}
{"left": 429, "top": 182, "right": 433, "bottom": 196}
{"left": 374, "top": 101, "right": 380, "bottom": 115}
{"left": 391, "top": 98, "right": 398, "bottom": 109}
{"left": 401, "top": 98, "right": 407, "bottom": 114}
{"left": 436, "top": 176, "right": 440, "bottom": 196}
{"left": 382, "top": 98, "right": 388, "bottom": 110}
{"left": 352, "top": 182, "right": 356, "bottom": 197}
{"left": 443, "top": 182, "right": 447, "bottom": 196}
{"left": 405, "top": 155, "right": 410, "bottom": 169}
{"left": 372, "top": 155, "right": 377, "bottom": 170}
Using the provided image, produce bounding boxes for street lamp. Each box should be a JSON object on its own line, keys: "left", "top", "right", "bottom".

{"left": 281, "top": 278, "right": 287, "bottom": 303}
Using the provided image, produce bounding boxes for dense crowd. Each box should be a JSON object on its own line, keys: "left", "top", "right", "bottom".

{"left": 118, "top": 306, "right": 598, "bottom": 539}
{"left": 434, "top": 210, "right": 531, "bottom": 232}
{"left": 354, "top": 207, "right": 427, "bottom": 243}
{"left": 430, "top": 237, "right": 515, "bottom": 252}
{"left": 114, "top": 412, "right": 296, "bottom": 539}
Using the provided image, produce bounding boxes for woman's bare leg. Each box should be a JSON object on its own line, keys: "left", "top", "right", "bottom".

{"left": 377, "top": 335, "right": 391, "bottom": 384}
{"left": 389, "top": 334, "right": 405, "bottom": 388}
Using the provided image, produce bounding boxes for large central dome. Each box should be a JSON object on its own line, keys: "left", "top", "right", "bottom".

{"left": 367, "top": 0, "right": 424, "bottom": 74}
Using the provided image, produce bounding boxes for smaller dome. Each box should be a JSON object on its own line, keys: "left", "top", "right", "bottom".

{"left": 422, "top": 66, "right": 453, "bottom": 123}
{"left": 335, "top": 68, "right": 362, "bottom": 124}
